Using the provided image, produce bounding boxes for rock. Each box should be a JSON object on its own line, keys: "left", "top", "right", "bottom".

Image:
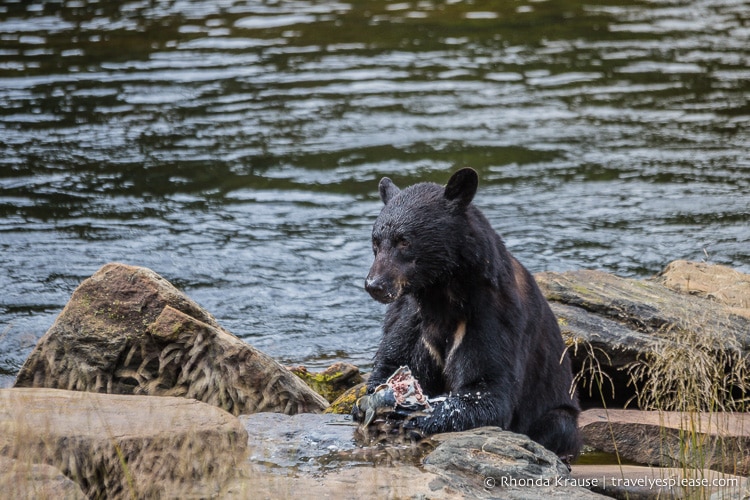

{"left": 572, "top": 464, "right": 750, "bottom": 500}
{"left": 423, "top": 427, "right": 607, "bottom": 499}
{"left": 0, "top": 456, "right": 85, "bottom": 499}
{"left": 14, "top": 263, "right": 328, "bottom": 415}
{"left": 535, "top": 267, "right": 750, "bottom": 351}
{"left": 325, "top": 382, "right": 367, "bottom": 414}
{"left": 288, "top": 362, "right": 364, "bottom": 403}
{"left": 655, "top": 260, "right": 750, "bottom": 318}
{"left": 233, "top": 412, "right": 462, "bottom": 498}
{"left": 579, "top": 409, "right": 750, "bottom": 476}
{"left": 0, "top": 388, "right": 248, "bottom": 499}
{"left": 535, "top": 262, "right": 750, "bottom": 407}
{"left": 234, "top": 415, "right": 607, "bottom": 498}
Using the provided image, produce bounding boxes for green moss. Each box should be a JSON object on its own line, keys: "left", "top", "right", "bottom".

{"left": 290, "top": 365, "right": 364, "bottom": 403}
{"left": 324, "top": 383, "right": 367, "bottom": 415}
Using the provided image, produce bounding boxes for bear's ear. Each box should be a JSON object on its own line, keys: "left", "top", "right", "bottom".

{"left": 379, "top": 177, "right": 400, "bottom": 205}
{"left": 444, "top": 168, "right": 478, "bottom": 208}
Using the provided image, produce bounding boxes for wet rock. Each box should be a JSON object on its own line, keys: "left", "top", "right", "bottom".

{"left": 14, "top": 263, "right": 328, "bottom": 415}
{"left": 288, "top": 362, "right": 364, "bottom": 403}
{"left": 579, "top": 409, "right": 750, "bottom": 475}
{"left": 235, "top": 415, "right": 607, "bottom": 498}
{"left": 424, "top": 427, "right": 606, "bottom": 499}
{"left": 240, "top": 412, "right": 434, "bottom": 471}
{"left": 0, "top": 388, "right": 247, "bottom": 499}
{"left": 233, "top": 412, "right": 462, "bottom": 499}
{"left": 0, "top": 456, "right": 85, "bottom": 499}
{"left": 572, "top": 464, "right": 750, "bottom": 500}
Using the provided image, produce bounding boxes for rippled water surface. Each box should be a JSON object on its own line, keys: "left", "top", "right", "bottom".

{"left": 1, "top": 0, "right": 749, "bottom": 384}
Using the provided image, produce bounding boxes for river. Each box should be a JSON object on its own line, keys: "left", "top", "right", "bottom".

{"left": 1, "top": 0, "right": 748, "bottom": 385}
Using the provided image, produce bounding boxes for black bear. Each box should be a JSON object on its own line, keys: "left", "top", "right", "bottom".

{"left": 359, "top": 167, "right": 581, "bottom": 460}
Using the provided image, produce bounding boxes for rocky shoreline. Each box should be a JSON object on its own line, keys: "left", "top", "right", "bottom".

{"left": 2, "top": 261, "right": 749, "bottom": 498}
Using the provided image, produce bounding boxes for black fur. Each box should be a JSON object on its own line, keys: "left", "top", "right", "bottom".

{"left": 362, "top": 168, "right": 581, "bottom": 459}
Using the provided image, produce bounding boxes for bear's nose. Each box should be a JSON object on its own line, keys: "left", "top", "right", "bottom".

{"left": 365, "top": 276, "right": 389, "bottom": 302}
{"left": 365, "top": 276, "right": 383, "bottom": 294}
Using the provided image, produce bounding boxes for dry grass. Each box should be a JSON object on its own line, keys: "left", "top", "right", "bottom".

{"left": 625, "top": 319, "right": 749, "bottom": 499}
{"left": 626, "top": 322, "right": 749, "bottom": 415}
{"left": 569, "top": 304, "right": 750, "bottom": 499}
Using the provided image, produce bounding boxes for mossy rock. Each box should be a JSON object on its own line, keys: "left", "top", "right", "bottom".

{"left": 324, "top": 382, "right": 367, "bottom": 414}
{"left": 289, "top": 362, "right": 364, "bottom": 403}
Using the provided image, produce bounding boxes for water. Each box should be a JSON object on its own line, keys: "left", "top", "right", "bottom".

{"left": 1, "top": 0, "right": 749, "bottom": 385}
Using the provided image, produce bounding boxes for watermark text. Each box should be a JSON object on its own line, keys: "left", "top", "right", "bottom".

{"left": 483, "top": 474, "right": 740, "bottom": 491}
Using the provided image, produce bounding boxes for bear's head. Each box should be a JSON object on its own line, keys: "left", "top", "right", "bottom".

{"left": 365, "top": 168, "right": 478, "bottom": 304}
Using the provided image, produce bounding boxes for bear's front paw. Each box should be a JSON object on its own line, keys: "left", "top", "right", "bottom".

{"left": 354, "top": 387, "right": 397, "bottom": 426}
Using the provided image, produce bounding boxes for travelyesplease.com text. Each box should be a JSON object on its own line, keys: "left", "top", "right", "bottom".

{"left": 483, "top": 474, "right": 740, "bottom": 490}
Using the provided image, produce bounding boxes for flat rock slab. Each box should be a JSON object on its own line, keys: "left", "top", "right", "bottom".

{"left": 572, "top": 464, "right": 750, "bottom": 500}
{"left": 234, "top": 413, "right": 462, "bottom": 499}
{"left": 14, "top": 262, "right": 328, "bottom": 415}
{"left": 0, "top": 388, "right": 248, "bottom": 499}
{"left": 579, "top": 409, "right": 750, "bottom": 475}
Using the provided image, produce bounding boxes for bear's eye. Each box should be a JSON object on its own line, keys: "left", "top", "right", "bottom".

{"left": 395, "top": 237, "right": 410, "bottom": 251}
{"left": 372, "top": 237, "right": 381, "bottom": 255}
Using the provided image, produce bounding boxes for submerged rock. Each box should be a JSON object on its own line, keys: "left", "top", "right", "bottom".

{"left": 0, "top": 388, "right": 247, "bottom": 499}
{"left": 240, "top": 413, "right": 360, "bottom": 471}
{"left": 14, "top": 263, "right": 328, "bottom": 415}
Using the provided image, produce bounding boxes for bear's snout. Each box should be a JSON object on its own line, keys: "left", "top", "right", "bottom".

{"left": 364, "top": 274, "right": 399, "bottom": 304}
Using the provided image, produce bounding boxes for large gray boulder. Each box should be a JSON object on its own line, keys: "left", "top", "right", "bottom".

{"left": 0, "top": 388, "right": 247, "bottom": 499}
{"left": 536, "top": 266, "right": 750, "bottom": 360}
{"left": 14, "top": 263, "right": 328, "bottom": 415}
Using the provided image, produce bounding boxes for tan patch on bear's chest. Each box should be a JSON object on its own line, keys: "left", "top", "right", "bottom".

{"left": 421, "top": 321, "right": 467, "bottom": 368}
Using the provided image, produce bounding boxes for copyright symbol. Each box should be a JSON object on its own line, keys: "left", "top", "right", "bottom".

{"left": 484, "top": 476, "right": 496, "bottom": 489}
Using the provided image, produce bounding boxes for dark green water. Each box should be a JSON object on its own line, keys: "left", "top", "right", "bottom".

{"left": 1, "top": 0, "right": 748, "bottom": 385}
